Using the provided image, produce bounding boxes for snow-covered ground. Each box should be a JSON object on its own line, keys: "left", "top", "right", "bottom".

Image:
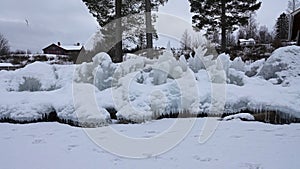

{"left": 0, "top": 118, "right": 299, "bottom": 169}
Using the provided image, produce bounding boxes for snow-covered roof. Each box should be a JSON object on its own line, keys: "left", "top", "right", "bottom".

{"left": 291, "top": 8, "right": 300, "bottom": 16}
{"left": 0, "top": 63, "right": 14, "bottom": 67}
{"left": 43, "top": 43, "right": 83, "bottom": 51}
{"left": 59, "top": 45, "right": 83, "bottom": 51}
{"left": 239, "top": 39, "right": 255, "bottom": 42}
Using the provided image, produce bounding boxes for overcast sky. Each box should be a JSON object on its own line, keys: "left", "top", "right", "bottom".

{"left": 0, "top": 0, "right": 288, "bottom": 53}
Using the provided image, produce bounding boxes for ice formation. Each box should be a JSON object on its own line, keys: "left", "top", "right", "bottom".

{"left": 0, "top": 45, "right": 300, "bottom": 126}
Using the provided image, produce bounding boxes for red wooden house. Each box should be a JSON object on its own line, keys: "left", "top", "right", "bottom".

{"left": 43, "top": 42, "right": 84, "bottom": 57}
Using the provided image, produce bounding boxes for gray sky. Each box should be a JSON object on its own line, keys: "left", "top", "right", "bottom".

{"left": 0, "top": 0, "right": 288, "bottom": 53}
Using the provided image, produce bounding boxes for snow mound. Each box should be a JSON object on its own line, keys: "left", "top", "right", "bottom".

{"left": 223, "top": 113, "right": 255, "bottom": 121}
{"left": 258, "top": 46, "right": 300, "bottom": 86}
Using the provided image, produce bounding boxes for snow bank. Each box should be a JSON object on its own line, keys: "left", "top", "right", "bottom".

{"left": 258, "top": 46, "right": 300, "bottom": 86}
{"left": 0, "top": 45, "right": 300, "bottom": 126}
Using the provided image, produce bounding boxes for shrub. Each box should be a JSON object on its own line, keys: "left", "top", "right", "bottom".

{"left": 19, "top": 77, "right": 42, "bottom": 92}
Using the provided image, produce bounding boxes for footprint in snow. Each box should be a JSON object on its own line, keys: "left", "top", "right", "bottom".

{"left": 146, "top": 130, "right": 157, "bottom": 134}
{"left": 3, "top": 136, "right": 11, "bottom": 140}
{"left": 92, "top": 148, "right": 106, "bottom": 154}
{"left": 262, "top": 129, "right": 274, "bottom": 132}
{"left": 274, "top": 133, "right": 286, "bottom": 137}
{"left": 67, "top": 144, "right": 79, "bottom": 151}
{"left": 193, "top": 155, "right": 212, "bottom": 162}
{"left": 32, "top": 138, "right": 46, "bottom": 144}
{"left": 230, "top": 135, "right": 243, "bottom": 139}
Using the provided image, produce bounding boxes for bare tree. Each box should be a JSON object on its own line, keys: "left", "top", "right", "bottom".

{"left": 245, "top": 12, "right": 259, "bottom": 39}
{"left": 180, "top": 29, "right": 192, "bottom": 50}
{"left": 0, "top": 33, "right": 10, "bottom": 56}
{"left": 258, "top": 25, "right": 273, "bottom": 44}
{"left": 287, "top": 0, "right": 300, "bottom": 13}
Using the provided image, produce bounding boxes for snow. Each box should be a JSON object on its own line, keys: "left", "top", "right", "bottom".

{"left": 0, "top": 45, "right": 300, "bottom": 124}
{"left": 223, "top": 113, "right": 255, "bottom": 121}
{"left": 0, "top": 63, "right": 14, "bottom": 67}
{"left": 60, "top": 45, "right": 82, "bottom": 51}
{"left": 1, "top": 44, "right": 300, "bottom": 168}
{"left": 0, "top": 119, "right": 300, "bottom": 169}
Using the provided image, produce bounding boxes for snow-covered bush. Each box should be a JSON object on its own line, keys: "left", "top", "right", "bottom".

{"left": 0, "top": 62, "right": 60, "bottom": 92}
{"left": 18, "top": 77, "right": 42, "bottom": 92}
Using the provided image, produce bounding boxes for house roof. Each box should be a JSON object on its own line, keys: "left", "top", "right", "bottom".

{"left": 43, "top": 43, "right": 83, "bottom": 51}
{"left": 60, "top": 45, "right": 83, "bottom": 51}
{"left": 238, "top": 39, "right": 255, "bottom": 42}
{"left": 0, "top": 63, "right": 14, "bottom": 67}
{"left": 291, "top": 8, "right": 300, "bottom": 16}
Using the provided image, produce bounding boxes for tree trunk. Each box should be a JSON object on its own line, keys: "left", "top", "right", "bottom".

{"left": 115, "top": 0, "right": 123, "bottom": 63}
{"left": 145, "top": 0, "right": 153, "bottom": 49}
{"left": 221, "top": 0, "right": 227, "bottom": 52}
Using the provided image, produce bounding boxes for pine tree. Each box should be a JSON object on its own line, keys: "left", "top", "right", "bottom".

{"left": 189, "top": 0, "right": 261, "bottom": 52}
{"left": 83, "top": 0, "right": 168, "bottom": 62}
{"left": 0, "top": 33, "right": 10, "bottom": 56}
{"left": 144, "top": 0, "right": 168, "bottom": 49}
{"left": 83, "top": 0, "right": 125, "bottom": 62}
{"left": 275, "top": 13, "right": 289, "bottom": 40}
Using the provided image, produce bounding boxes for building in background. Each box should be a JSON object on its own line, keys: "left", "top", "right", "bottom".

{"left": 43, "top": 42, "right": 84, "bottom": 57}
{"left": 289, "top": 8, "right": 300, "bottom": 45}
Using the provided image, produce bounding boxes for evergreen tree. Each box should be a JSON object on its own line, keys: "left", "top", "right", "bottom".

{"left": 211, "top": 30, "right": 220, "bottom": 44}
{"left": 0, "top": 33, "right": 10, "bottom": 56}
{"left": 83, "top": 0, "right": 168, "bottom": 62}
{"left": 83, "top": 0, "right": 143, "bottom": 62}
{"left": 275, "top": 13, "right": 289, "bottom": 40}
{"left": 144, "top": 0, "right": 168, "bottom": 49}
{"left": 189, "top": 0, "right": 261, "bottom": 52}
